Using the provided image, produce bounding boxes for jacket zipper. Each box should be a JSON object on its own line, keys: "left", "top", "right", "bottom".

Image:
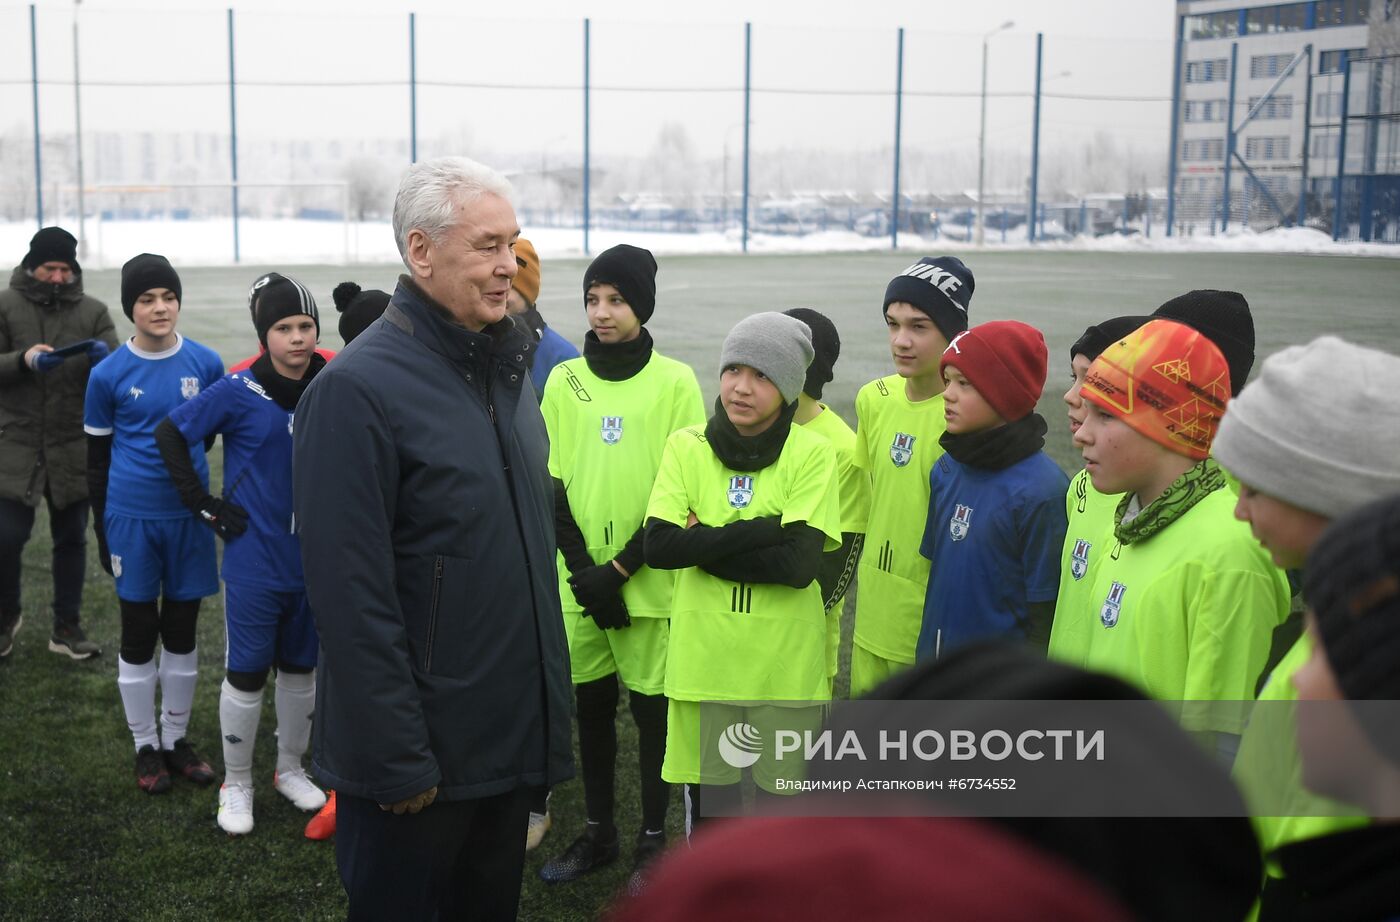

{"left": 425, "top": 555, "right": 444, "bottom": 671}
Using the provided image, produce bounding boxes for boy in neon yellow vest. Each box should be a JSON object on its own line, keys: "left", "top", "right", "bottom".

{"left": 850, "top": 257, "right": 973, "bottom": 696}
{"left": 1048, "top": 319, "right": 1290, "bottom": 754}
{"left": 645, "top": 312, "right": 839, "bottom": 835}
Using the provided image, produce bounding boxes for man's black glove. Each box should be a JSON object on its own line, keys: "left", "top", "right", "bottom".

{"left": 585, "top": 595, "right": 631, "bottom": 630}
{"left": 568, "top": 561, "right": 627, "bottom": 609}
{"left": 195, "top": 495, "right": 249, "bottom": 540}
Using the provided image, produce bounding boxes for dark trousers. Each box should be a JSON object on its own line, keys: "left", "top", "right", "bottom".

{"left": 337, "top": 786, "right": 532, "bottom": 922}
{"left": 0, "top": 492, "right": 89, "bottom": 628}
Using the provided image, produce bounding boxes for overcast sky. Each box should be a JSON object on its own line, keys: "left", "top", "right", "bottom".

{"left": 4, "top": 0, "right": 1177, "bottom": 181}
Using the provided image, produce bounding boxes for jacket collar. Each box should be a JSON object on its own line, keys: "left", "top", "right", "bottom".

{"left": 389, "top": 276, "right": 533, "bottom": 374}
{"left": 9, "top": 264, "right": 85, "bottom": 308}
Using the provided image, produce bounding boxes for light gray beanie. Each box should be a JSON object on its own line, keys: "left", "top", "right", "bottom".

{"left": 1213, "top": 336, "right": 1400, "bottom": 517}
{"left": 719, "top": 312, "right": 815, "bottom": 405}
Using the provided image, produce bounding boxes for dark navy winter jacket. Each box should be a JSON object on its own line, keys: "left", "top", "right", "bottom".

{"left": 293, "top": 278, "right": 573, "bottom": 804}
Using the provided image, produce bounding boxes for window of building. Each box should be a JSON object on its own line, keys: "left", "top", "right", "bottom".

{"left": 1317, "top": 0, "right": 1370, "bottom": 27}
{"left": 1183, "top": 138, "right": 1226, "bottom": 161}
{"left": 1187, "top": 10, "right": 1241, "bottom": 40}
{"left": 1185, "top": 99, "right": 1228, "bottom": 122}
{"left": 1319, "top": 48, "right": 1366, "bottom": 73}
{"left": 1246, "top": 3, "right": 1310, "bottom": 33}
{"left": 1311, "top": 129, "right": 1338, "bottom": 158}
{"left": 1187, "top": 58, "right": 1231, "bottom": 83}
{"left": 1248, "top": 94, "right": 1294, "bottom": 119}
{"left": 1245, "top": 136, "right": 1291, "bottom": 160}
{"left": 1251, "top": 53, "right": 1295, "bottom": 79}
{"left": 1316, "top": 90, "right": 1346, "bottom": 117}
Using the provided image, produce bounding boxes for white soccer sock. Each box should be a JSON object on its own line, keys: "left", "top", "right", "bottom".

{"left": 219, "top": 678, "right": 263, "bottom": 786}
{"left": 117, "top": 656, "right": 160, "bottom": 752}
{"left": 274, "top": 670, "right": 316, "bottom": 774}
{"left": 158, "top": 647, "right": 200, "bottom": 750}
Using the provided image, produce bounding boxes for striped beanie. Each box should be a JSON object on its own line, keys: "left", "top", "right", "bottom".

{"left": 253, "top": 274, "right": 320, "bottom": 345}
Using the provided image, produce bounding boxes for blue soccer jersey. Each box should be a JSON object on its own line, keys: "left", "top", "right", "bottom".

{"left": 166, "top": 370, "right": 304, "bottom": 591}
{"left": 916, "top": 449, "right": 1069, "bottom": 657}
{"left": 83, "top": 334, "right": 224, "bottom": 520}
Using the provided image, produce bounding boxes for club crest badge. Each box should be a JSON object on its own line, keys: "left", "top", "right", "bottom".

{"left": 890, "top": 432, "right": 916, "bottom": 467}
{"left": 1100, "top": 581, "right": 1127, "bottom": 628}
{"left": 727, "top": 475, "right": 754, "bottom": 509}
{"left": 1071, "top": 539, "right": 1092, "bottom": 581}
{"left": 180, "top": 377, "right": 201, "bottom": 399}
{"left": 601, "top": 416, "right": 623, "bottom": 445}
{"left": 949, "top": 504, "right": 973, "bottom": 541}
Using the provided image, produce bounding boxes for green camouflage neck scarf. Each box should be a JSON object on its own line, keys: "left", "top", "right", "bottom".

{"left": 1114, "top": 457, "right": 1226, "bottom": 546}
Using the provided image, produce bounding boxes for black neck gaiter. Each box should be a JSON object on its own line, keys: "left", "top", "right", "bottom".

{"left": 704, "top": 395, "right": 798, "bottom": 472}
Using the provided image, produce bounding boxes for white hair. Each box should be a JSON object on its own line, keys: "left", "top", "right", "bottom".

{"left": 392, "top": 157, "right": 514, "bottom": 267}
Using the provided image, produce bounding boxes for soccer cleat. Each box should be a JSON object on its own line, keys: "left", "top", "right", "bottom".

{"left": 164, "top": 738, "right": 216, "bottom": 786}
{"left": 304, "top": 789, "right": 337, "bottom": 841}
{"left": 218, "top": 783, "right": 255, "bottom": 836}
{"left": 625, "top": 830, "right": 668, "bottom": 898}
{"left": 0, "top": 614, "right": 19, "bottom": 658}
{"left": 135, "top": 744, "right": 172, "bottom": 795}
{"left": 274, "top": 767, "right": 327, "bottom": 812}
{"left": 538, "top": 823, "right": 620, "bottom": 883}
{"left": 48, "top": 623, "right": 100, "bottom": 660}
{"left": 525, "top": 809, "right": 552, "bottom": 851}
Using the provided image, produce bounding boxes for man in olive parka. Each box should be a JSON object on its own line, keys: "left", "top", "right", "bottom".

{"left": 0, "top": 227, "right": 118, "bottom": 659}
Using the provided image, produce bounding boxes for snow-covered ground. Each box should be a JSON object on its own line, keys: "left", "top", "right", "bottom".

{"left": 1, "top": 218, "right": 1395, "bottom": 269}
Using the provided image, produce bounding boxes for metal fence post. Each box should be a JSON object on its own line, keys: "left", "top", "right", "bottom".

{"left": 1222, "top": 42, "right": 1238, "bottom": 233}
{"left": 1298, "top": 45, "right": 1312, "bottom": 227}
{"left": 30, "top": 4, "right": 42, "bottom": 227}
{"left": 228, "top": 8, "right": 240, "bottom": 263}
{"left": 409, "top": 12, "right": 417, "bottom": 163}
{"left": 1029, "top": 33, "right": 1042, "bottom": 244}
{"left": 1333, "top": 59, "right": 1352, "bottom": 241}
{"left": 583, "top": 17, "right": 591, "bottom": 255}
{"left": 742, "top": 22, "right": 752, "bottom": 254}
{"left": 892, "top": 27, "right": 904, "bottom": 250}
{"left": 1166, "top": 14, "right": 1184, "bottom": 237}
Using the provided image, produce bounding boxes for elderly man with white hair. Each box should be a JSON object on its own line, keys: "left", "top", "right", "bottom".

{"left": 293, "top": 157, "right": 573, "bottom": 921}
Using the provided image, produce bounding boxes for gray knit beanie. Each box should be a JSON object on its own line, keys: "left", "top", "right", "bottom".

{"left": 1213, "top": 336, "right": 1400, "bottom": 517}
{"left": 719, "top": 312, "right": 815, "bottom": 405}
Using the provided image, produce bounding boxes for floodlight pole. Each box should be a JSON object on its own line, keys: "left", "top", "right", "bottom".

{"left": 976, "top": 21, "right": 1013, "bottom": 247}
{"left": 74, "top": 0, "right": 86, "bottom": 255}
{"left": 30, "top": 4, "right": 43, "bottom": 227}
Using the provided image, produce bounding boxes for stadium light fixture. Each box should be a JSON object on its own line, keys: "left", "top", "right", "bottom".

{"left": 976, "top": 19, "right": 1014, "bottom": 247}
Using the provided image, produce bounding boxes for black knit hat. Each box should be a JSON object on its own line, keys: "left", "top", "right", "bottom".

{"left": 119, "top": 253, "right": 182, "bottom": 320}
{"left": 583, "top": 244, "right": 658, "bottom": 324}
{"left": 253, "top": 275, "right": 320, "bottom": 346}
{"left": 1070, "top": 315, "right": 1151, "bottom": 363}
{"left": 24, "top": 226, "right": 80, "bottom": 274}
{"left": 784, "top": 308, "right": 841, "bottom": 400}
{"left": 882, "top": 256, "right": 974, "bottom": 343}
{"left": 247, "top": 272, "right": 288, "bottom": 325}
{"left": 1305, "top": 495, "right": 1400, "bottom": 765}
{"left": 1152, "top": 291, "right": 1255, "bottom": 396}
{"left": 333, "top": 281, "right": 391, "bottom": 345}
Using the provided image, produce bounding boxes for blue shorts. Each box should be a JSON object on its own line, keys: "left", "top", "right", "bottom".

{"left": 224, "top": 581, "right": 318, "bottom": 674}
{"left": 105, "top": 512, "right": 219, "bottom": 603}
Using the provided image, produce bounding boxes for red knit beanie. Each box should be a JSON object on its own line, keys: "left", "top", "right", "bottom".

{"left": 939, "top": 320, "right": 1048, "bottom": 422}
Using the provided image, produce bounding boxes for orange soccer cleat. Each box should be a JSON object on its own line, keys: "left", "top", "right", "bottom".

{"left": 304, "top": 789, "right": 337, "bottom": 840}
